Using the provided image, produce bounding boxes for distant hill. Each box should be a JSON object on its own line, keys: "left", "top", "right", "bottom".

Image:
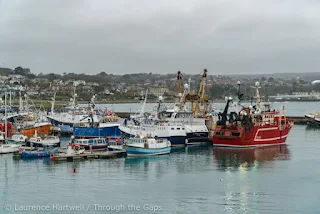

{"left": 228, "top": 72, "right": 320, "bottom": 81}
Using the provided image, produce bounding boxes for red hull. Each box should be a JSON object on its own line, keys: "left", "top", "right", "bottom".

{"left": 213, "top": 123, "right": 293, "bottom": 147}
{"left": 0, "top": 123, "right": 13, "bottom": 137}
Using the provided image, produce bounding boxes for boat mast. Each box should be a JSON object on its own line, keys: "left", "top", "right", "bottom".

{"left": 19, "top": 88, "right": 23, "bottom": 112}
{"left": 50, "top": 91, "right": 56, "bottom": 115}
{"left": 72, "top": 81, "right": 79, "bottom": 108}
{"left": 140, "top": 89, "right": 148, "bottom": 117}
{"left": 4, "top": 91, "right": 7, "bottom": 140}
{"left": 9, "top": 90, "right": 12, "bottom": 109}
{"left": 251, "top": 82, "right": 262, "bottom": 113}
{"left": 177, "top": 71, "right": 182, "bottom": 95}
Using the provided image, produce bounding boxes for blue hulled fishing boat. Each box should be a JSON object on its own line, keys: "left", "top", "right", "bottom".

{"left": 124, "top": 137, "right": 171, "bottom": 157}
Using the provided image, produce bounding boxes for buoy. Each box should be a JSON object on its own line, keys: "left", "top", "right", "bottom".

{"left": 73, "top": 168, "right": 76, "bottom": 173}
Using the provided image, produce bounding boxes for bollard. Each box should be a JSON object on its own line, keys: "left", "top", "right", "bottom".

{"left": 90, "top": 145, "right": 92, "bottom": 154}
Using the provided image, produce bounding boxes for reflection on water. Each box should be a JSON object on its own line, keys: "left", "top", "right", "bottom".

{"left": 306, "top": 124, "right": 320, "bottom": 130}
{"left": 213, "top": 145, "right": 290, "bottom": 171}
{"left": 124, "top": 155, "right": 171, "bottom": 166}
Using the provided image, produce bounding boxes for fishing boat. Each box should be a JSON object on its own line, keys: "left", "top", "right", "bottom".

{"left": 71, "top": 137, "right": 108, "bottom": 150}
{"left": 119, "top": 92, "right": 187, "bottom": 146}
{"left": 20, "top": 121, "right": 52, "bottom": 139}
{"left": 47, "top": 89, "right": 120, "bottom": 137}
{"left": 47, "top": 85, "right": 103, "bottom": 128}
{"left": 213, "top": 82, "right": 294, "bottom": 148}
{"left": 6, "top": 134, "right": 28, "bottom": 145}
{"left": 72, "top": 122, "right": 120, "bottom": 139}
{"left": 124, "top": 137, "right": 171, "bottom": 157}
{"left": 29, "top": 135, "right": 60, "bottom": 147}
{"left": 21, "top": 146, "right": 59, "bottom": 158}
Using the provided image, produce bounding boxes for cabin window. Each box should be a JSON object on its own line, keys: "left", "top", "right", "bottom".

{"left": 231, "top": 132, "right": 240, "bottom": 137}
{"left": 171, "top": 128, "right": 174, "bottom": 130}
{"left": 182, "top": 128, "right": 185, "bottom": 130}
{"left": 177, "top": 128, "right": 180, "bottom": 130}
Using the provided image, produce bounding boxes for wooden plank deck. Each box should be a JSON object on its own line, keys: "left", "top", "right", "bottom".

{"left": 13, "top": 148, "right": 127, "bottom": 161}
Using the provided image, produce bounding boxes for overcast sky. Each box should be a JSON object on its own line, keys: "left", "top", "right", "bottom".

{"left": 0, "top": 0, "right": 320, "bottom": 75}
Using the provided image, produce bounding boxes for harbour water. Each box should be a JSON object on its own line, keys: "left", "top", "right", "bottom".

{"left": 1, "top": 124, "right": 320, "bottom": 213}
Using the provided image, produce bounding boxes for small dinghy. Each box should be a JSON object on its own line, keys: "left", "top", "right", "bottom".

{"left": 107, "top": 137, "right": 124, "bottom": 151}
{"left": 0, "top": 144, "right": 20, "bottom": 154}
{"left": 50, "top": 145, "right": 85, "bottom": 161}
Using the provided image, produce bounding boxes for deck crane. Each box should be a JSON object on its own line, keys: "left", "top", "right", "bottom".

{"left": 194, "top": 69, "right": 209, "bottom": 117}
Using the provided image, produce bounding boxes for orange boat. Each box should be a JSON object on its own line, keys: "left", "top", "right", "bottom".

{"left": 20, "top": 122, "right": 51, "bottom": 139}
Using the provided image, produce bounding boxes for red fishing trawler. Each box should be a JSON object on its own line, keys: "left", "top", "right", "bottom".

{"left": 213, "top": 82, "right": 294, "bottom": 148}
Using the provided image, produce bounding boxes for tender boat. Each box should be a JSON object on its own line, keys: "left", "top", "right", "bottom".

{"left": 304, "top": 112, "right": 320, "bottom": 127}
{"left": 124, "top": 137, "right": 171, "bottom": 157}
{"left": 50, "top": 145, "right": 85, "bottom": 161}
{"left": 213, "top": 82, "right": 294, "bottom": 148}
{"left": 71, "top": 137, "right": 108, "bottom": 150}
{"left": 107, "top": 138, "right": 124, "bottom": 151}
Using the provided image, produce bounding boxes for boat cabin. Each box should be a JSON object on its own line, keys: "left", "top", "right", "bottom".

{"left": 73, "top": 138, "right": 107, "bottom": 146}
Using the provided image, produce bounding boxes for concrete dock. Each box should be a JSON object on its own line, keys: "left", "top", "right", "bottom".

{"left": 51, "top": 150, "right": 127, "bottom": 161}
{"left": 13, "top": 147, "right": 127, "bottom": 162}
{"left": 287, "top": 116, "right": 309, "bottom": 125}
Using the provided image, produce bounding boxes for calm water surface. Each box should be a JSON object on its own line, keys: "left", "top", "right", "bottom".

{"left": 1, "top": 125, "right": 320, "bottom": 213}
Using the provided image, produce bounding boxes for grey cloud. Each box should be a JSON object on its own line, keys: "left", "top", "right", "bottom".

{"left": 0, "top": 0, "right": 320, "bottom": 75}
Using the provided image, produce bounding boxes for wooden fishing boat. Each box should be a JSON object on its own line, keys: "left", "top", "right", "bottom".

{"left": 29, "top": 135, "right": 60, "bottom": 147}
{"left": 20, "top": 122, "right": 51, "bottom": 138}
